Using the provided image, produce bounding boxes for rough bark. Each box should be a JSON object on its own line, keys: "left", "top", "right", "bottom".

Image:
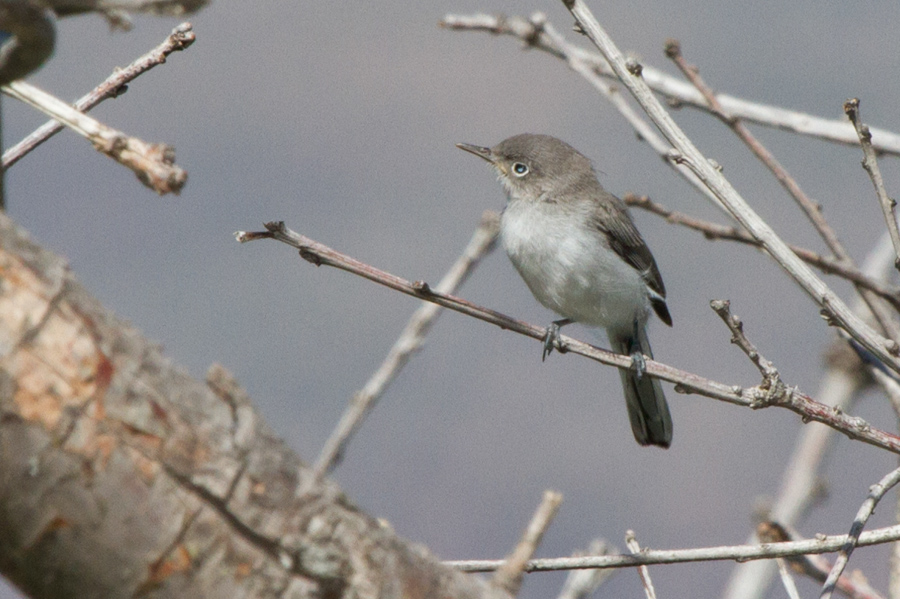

{"left": 0, "top": 211, "right": 509, "bottom": 599}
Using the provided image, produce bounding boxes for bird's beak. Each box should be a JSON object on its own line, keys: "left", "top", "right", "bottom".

{"left": 456, "top": 142, "right": 495, "bottom": 164}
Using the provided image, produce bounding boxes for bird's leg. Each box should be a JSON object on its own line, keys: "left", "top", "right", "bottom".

{"left": 542, "top": 318, "right": 572, "bottom": 361}
{"left": 628, "top": 319, "right": 645, "bottom": 380}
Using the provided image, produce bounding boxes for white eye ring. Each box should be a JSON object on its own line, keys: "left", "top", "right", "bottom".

{"left": 512, "top": 162, "right": 529, "bottom": 177}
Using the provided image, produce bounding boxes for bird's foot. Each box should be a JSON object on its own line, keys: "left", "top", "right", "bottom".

{"left": 542, "top": 319, "right": 571, "bottom": 361}
{"left": 630, "top": 351, "right": 646, "bottom": 381}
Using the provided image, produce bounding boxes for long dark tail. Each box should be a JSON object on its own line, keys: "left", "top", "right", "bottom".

{"left": 610, "top": 326, "right": 672, "bottom": 448}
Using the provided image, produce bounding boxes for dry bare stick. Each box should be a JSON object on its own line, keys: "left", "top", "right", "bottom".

{"left": 492, "top": 490, "right": 563, "bottom": 596}
{"left": 712, "top": 295, "right": 900, "bottom": 596}
{"left": 756, "top": 522, "right": 886, "bottom": 599}
{"left": 776, "top": 558, "right": 802, "bottom": 599}
{"left": 666, "top": 43, "right": 900, "bottom": 341}
{"left": 821, "top": 467, "right": 900, "bottom": 599}
{"left": 665, "top": 40, "right": 843, "bottom": 257}
{"left": 561, "top": 0, "right": 900, "bottom": 375}
{"left": 556, "top": 540, "right": 617, "bottom": 599}
{"left": 313, "top": 211, "right": 500, "bottom": 477}
{"left": 3, "top": 22, "right": 196, "bottom": 170}
{"left": 844, "top": 98, "right": 900, "bottom": 272}
{"left": 439, "top": 13, "right": 900, "bottom": 156}
{"left": 724, "top": 233, "right": 893, "bottom": 599}
{"left": 625, "top": 531, "right": 657, "bottom": 599}
{"left": 2, "top": 80, "right": 187, "bottom": 195}
{"left": 444, "top": 522, "right": 900, "bottom": 572}
{"left": 624, "top": 194, "right": 900, "bottom": 311}
{"left": 710, "top": 300, "right": 779, "bottom": 381}
{"left": 235, "top": 222, "right": 900, "bottom": 454}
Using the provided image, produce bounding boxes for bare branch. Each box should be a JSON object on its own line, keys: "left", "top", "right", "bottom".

{"left": 755, "top": 523, "right": 887, "bottom": 599}
{"left": 710, "top": 299, "right": 780, "bottom": 382}
{"left": 493, "top": 490, "right": 563, "bottom": 596}
{"left": 844, "top": 98, "right": 900, "bottom": 273}
{"left": 821, "top": 467, "right": 900, "bottom": 599}
{"left": 624, "top": 194, "right": 900, "bottom": 312}
{"left": 665, "top": 39, "right": 900, "bottom": 341}
{"left": 314, "top": 211, "right": 499, "bottom": 477}
{"left": 556, "top": 540, "right": 617, "bottom": 599}
{"left": 665, "top": 39, "right": 848, "bottom": 259}
{"left": 439, "top": 13, "right": 900, "bottom": 156}
{"left": 444, "top": 522, "right": 900, "bottom": 572}
{"left": 48, "top": 0, "right": 208, "bottom": 18}
{"left": 3, "top": 22, "right": 195, "bottom": 170}
{"left": 561, "top": 0, "right": 900, "bottom": 375}
{"left": 2, "top": 80, "right": 186, "bottom": 194}
{"left": 625, "top": 531, "right": 657, "bottom": 599}
{"left": 776, "top": 556, "right": 802, "bottom": 599}
{"left": 236, "top": 221, "right": 900, "bottom": 455}
{"left": 724, "top": 234, "right": 893, "bottom": 599}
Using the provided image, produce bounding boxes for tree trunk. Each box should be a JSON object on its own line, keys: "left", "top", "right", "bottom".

{"left": 0, "top": 211, "right": 509, "bottom": 599}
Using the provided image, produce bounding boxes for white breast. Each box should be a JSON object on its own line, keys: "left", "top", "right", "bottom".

{"left": 500, "top": 200, "right": 650, "bottom": 335}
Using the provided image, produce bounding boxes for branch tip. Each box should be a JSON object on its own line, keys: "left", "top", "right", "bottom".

{"left": 663, "top": 39, "right": 681, "bottom": 59}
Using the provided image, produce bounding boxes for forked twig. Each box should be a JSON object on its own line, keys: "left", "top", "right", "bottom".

{"left": 3, "top": 22, "right": 195, "bottom": 170}
{"left": 625, "top": 531, "right": 657, "bottom": 599}
{"left": 820, "top": 467, "right": 900, "bottom": 599}
{"left": 844, "top": 98, "right": 900, "bottom": 272}
{"left": 439, "top": 13, "right": 900, "bottom": 156}
{"left": 3, "top": 79, "right": 186, "bottom": 195}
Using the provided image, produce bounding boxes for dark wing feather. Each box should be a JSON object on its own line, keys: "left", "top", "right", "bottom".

{"left": 591, "top": 190, "right": 673, "bottom": 326}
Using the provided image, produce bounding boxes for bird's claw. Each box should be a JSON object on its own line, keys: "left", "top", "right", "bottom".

{"left": 542, "top": 323, "right": 560, "bottom": 361}
{"left": 542, "top": 319, "right": 572, "bottom": 361}
{"left": 630, "top": 351, "right": 646, "bottom": 380}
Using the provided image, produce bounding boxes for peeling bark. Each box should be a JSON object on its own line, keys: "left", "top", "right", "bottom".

{"left": 0, "top": 212, "right": 509, "bottom": 599}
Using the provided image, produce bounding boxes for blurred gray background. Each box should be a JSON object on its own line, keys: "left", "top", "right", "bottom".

{"left": 4, "top": 1, "right": 900, "bottom": 597}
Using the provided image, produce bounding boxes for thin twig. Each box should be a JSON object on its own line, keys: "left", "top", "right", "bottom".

{"left": 624, "top": 194, "right": 900, "bottom": 311}
{"left": 313, "top": 211, "right": 500, "bottom": 477}
{"left": 236, "top": 221, "right": 900, "bottom": 454}
{"left": 561, "top": 0, "right": 900, "bottom": 375}
{"left": 556, "top": 540, "right": 617, "bottom": 599}
{"left": 665, "top": 41, "right": 900, "bottom": 340}
{"left": 844, "top": 98, "right": 900, "bottom": 272}
{"left": 665, "top": 40, "right": 847, "bottom": 259}
{"left": 710, "top": 300, "right": 780, "bottom": 382}
{"left": 3, "top": 22, "right": 195, "bottom": 170}
{"left": 2, "top": 80, "right": 186, "bottom": 194}
{"left": 625, "top": 531, "right": 657, "bottom": 599}
{"left": 439, "top": 13, "right": 900, "bottom": 156}
{"left": 821, "top": 467, "right": 900, "bottom": 599}
{"left": 756, "top": 523, "right": 886, "bottom": 599}
{"left": 724, "top": 234, "right": 893, "bottom": 599}
{"left": 492, "top": 490, "right": 563, "bottom": 596}
{"left": 49, "top": 0, "right": 208, "bottom": 18}
{"left": 444, "top": 522, "right": 900, "bottom": 572}
{"left": 668, "top": 39, "right": 900, "bottom": 339}
{"left": 776, "top": 557, "right": 802, "bottom": 599}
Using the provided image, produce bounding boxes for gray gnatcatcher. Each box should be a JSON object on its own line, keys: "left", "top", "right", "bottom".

{"left": 457, "top": 133, "right": 673, "bottom": 448}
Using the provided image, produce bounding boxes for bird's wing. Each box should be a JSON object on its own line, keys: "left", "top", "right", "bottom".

{"left": 591, "top": 192, "right": 672, "bottom": 326}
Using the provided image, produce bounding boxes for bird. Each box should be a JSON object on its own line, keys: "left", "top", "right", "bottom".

{"left": 457, "top": 133, "right": 673, "bottom": 448}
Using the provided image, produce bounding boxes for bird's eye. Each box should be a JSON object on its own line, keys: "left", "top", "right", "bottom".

{"left": 512, "top": 162, "right": 529, "bottom": 176}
